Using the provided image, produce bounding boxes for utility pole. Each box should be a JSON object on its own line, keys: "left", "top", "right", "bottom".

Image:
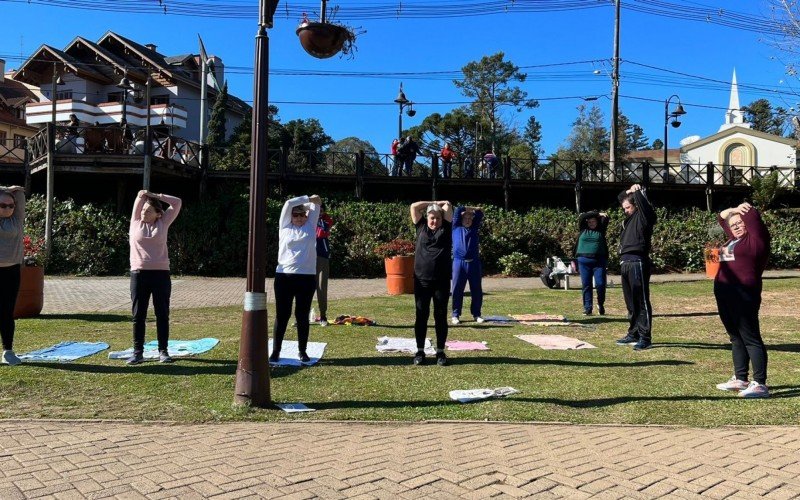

{"left": 143, "top": 76, "right": 153, "bottom": 190}
{"left": 609, "top": 0, "right": 621, "bottom": 177}
{"left": 199, "top": 52, "right": 209, "bottom": 155}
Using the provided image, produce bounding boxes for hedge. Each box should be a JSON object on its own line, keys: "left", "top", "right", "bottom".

{"left": 23, "top": 195, "right": 800, "bottom": 277}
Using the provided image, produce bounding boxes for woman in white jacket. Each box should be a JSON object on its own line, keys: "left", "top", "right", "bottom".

{"left": 270, "top": 194, "right": 322, "bottom": 365}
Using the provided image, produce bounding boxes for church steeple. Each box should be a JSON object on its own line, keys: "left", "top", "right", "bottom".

{"left": 720, "top": 68, "right": 751, "bottom": 131}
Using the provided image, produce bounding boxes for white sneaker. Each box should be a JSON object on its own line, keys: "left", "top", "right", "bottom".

{"left": 739, "top": 381, "right": 769, "bottom": 399}
{"left": 451, "top": 317, "right": 460, "bottom": 325}
{"left": 319, "top": 319, "right": 329, "bottom": 327}
{"left": 1, "top": 350, "right": 22, "bottom": 366}
{"left": 475, "top": 316, "right": 485, "bottom": 323}
{"left": 716, "top": 376, "right": 749, "bottom": 392}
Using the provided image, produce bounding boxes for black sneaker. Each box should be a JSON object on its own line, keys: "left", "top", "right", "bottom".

{"left": 598, "top": 305, "right": 605, "bottom": 315}
{"left": 299, "top": 352, "right": 312, "bottom": 365}
{"left": 126, "top": 352, "right": 144, "bottom": 365}
{"left": 583, "top": 309, "right": 592, "bottom": 316}
{"left": 413, "top": 352, "right": 426, "bottom": 365}
{"left": 268, "top": 352, "right": 280, "bottom": 363}
{"left": 158, "top": 350, "right": 173, "bottom": 363}
{"left": 616, "top": 335, "right": 639, "bottom": 346}
{"left": 436, "top": 352, "right": 448, "bottom": 366}
{"left": 633, "top": 340, "right": 652, "bottom": 351}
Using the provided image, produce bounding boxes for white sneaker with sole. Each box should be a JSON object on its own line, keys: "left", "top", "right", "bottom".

{"left": 716, "top": 376, "right": 749, "bottom": 392}
{"left": 475, "top": 316, "right": 485, "bottom": 323}
{"left": 451, "top": 317, "right": 460, "bottom": 325}
{"left": 739, "top": 381, "right": 769, "bottom": 399}
{"left": 1, "top": 350, "right": 22, "bottom": 366}
{"left": 319, "top": 319, "right": 329, "bottom": 327}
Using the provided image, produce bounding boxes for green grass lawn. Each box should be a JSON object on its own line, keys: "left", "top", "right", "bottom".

{"left": 2, "top": 278, "right": 799, "bottom": 425}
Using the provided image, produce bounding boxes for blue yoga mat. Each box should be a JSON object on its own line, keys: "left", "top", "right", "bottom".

{"left": 108, "top": 338, "right": 220, "bottom": 360}
{"left": 20, "top": 341, "right": 110, "bottom": 362}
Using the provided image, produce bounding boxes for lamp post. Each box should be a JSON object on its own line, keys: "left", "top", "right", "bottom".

{"left": 116, "top": 69, "right": 134, "bottom": 125}
{"left": 393, "top": 83, "right": 415, "bottom": 142}
{"left": 45, "top": 62, "right": 64, "bottom": 262}
{"left": 234, "top": 0, "right": 280, "bottom": 408}
{"left": 663, "top": 95, "right": 686, "bottom": 168}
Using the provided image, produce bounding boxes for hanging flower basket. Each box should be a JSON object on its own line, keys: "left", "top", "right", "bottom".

{"left": 296, "top": 21, "right": 357, "bottom": 59}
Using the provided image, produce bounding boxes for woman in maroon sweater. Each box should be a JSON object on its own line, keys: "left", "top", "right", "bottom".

{"left": 713, "top": 202, "right": 771, "bottom": 398}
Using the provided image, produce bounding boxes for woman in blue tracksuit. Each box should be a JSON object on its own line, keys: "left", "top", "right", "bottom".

{"left": 451, "top": 206, "right": 484, "bottom": 324}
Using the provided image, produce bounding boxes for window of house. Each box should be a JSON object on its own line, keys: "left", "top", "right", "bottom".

{"left": 14, "top": 107, "right": 26, "bottom": 120}
{"left": 151, "top": 95, "right": 170, "bottom": 105}
{"left": 0, "top": 131, "right": 7, "bottom": 143}
{"left": 55, "top": 90, "right": 73, "bottom": 100}
{"left": 107, "top": 91, "right": 124, "bottom": 103}
{"left": 13, "top": 135, "right": 25, "bottom": 148}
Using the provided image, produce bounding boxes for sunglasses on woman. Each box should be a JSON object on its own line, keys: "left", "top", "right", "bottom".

{"left": 0, "top": 203, "right": 15, "bottom": 209}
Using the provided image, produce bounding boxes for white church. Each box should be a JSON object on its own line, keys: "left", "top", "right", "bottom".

{"left": 679, "top": 70, "right": 797, "bottom": 185}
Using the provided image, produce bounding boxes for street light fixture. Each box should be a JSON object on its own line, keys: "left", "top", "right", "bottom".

{"left": 394, "top": 83, "right": 415, "bottom": 142}
{"left": 116, "top": 69, "right": 134, "bottom": 125}
{"left": 663, "top": 95, "right": 686, "bottom": 168}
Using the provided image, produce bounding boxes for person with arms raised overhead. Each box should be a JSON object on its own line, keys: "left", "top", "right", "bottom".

{"left": 409, "top": 200, "right": 453, "bottom": 366}
{"left": 713, "top": 202, "right": 771, "bottom": 398}
{"left": 615, "top": 184, "right": 657, "bottom": 351}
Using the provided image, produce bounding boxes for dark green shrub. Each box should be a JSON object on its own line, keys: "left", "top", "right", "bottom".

{"left": 498, "top": 251, "right": 534, "bottom": 277}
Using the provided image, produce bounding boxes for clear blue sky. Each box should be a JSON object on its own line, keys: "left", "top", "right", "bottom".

{"left": 0, "top": 1, "right": 795, "bottom": 155}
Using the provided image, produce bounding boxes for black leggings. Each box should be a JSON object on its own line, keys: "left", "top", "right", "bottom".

{"left": 621, "top": 259, "right": 652, "bottom": 341}
{"left": 714, "top": 281, "right": 767, "bottom": 384}
{"left": 131, "top": 270, "right": 171, "bottom": 352}
{"left": 273, "top": 272, "right": 316, "bottom": 355}
{"left": 0, "top": 265, "right": 20, "bottom": 351}
{"left": 414, "top": 276, "right": 450, "bottom": 351}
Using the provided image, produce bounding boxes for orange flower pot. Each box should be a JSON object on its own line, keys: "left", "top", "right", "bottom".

{"left": 14, "top": 265, "right": 44, "bottom": 319}
{"left": 384, "top": 256, "right": 415, "bottom": 295}
{"left": 704, "top": 247, "right": 720, "bottom": 279}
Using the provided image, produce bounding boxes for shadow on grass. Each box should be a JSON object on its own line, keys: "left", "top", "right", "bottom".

{"left": 311, "top": 385, "right": 800, "bottom": 410}
{"left": 658, "top": 342, "right": 800, "bottom": 353}
{"left": 33, "top": 313, "right": 129, "bottom": 323}
{"left": 325, "top": 356, "right": 694, "bottom": 368}
{"left": 368, "top": 324, "right": 512, "bottom": 330}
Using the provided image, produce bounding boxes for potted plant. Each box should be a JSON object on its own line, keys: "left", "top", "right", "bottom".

{"left": 295, "top": 8, "right": 363, "bottom": 60}
{"left": 374, "top": 239, "right": 415, "bottom": 295}
{"left": 14, "top": 235, "right": 45, "bottom": 318}
{"left": 704, "top": 223, "right": 727, "bottom": 279}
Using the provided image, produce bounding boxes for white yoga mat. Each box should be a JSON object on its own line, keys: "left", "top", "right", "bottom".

{"left": 269, "top": 340, "right": 327, "bottom": 366}
{"left": 276, "top": 403, "right": 315, "bottom": 413}
{"left": 449, "top": 387, "right": 520, "bottom": 403}
{"left": 376, "top": 336, "right": 435, "bottom": 355}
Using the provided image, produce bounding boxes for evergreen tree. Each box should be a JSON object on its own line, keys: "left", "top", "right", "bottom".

{"left": 742, "top": 98, "right": 789, "bottom": 136}
{"left": 206, "top": 81, "right": 228, "bottom": 149}
{"left": 523, "top": 115, "right": 544, "bottom": 159}
{"left": 651, "top": 138, "right": 664, "bottom": 150}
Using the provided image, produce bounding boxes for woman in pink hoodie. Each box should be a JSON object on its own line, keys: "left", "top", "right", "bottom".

{"left": 127, "top": 190, "right": 182, "bottom": 365}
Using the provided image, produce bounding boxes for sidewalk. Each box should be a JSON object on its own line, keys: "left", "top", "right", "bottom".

{"left": 3, "top": 271, "right": 798, "bottom": 499}
{"left": 2, "top": 420, "right": 800, "bottom": 498}
{"left": 41, "top": 270, "right": 800, "bottom": 314}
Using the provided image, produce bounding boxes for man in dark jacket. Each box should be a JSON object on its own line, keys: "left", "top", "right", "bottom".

{"left": 398, "top": 136, "right": 422, "bottom": 176}
{"left": 616, "top": 184, "right": 657, "bottom": 350}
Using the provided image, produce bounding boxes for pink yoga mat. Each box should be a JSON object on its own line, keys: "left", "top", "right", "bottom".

{"left": 515, "top": 334, "right": 595, "bottom": 350}
{"left": 445, "top": 340, "right": 490, "bottom": 351}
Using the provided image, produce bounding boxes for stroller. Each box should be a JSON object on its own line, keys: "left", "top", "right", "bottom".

{"left": 540, "top": 256, "right": 578, "bottom": 290}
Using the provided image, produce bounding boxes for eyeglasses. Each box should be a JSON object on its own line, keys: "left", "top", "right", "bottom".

{"left": 729, "top": 222, "right": 744, "bottom": 228}
{"left": 292, "top": 213, "right": 308, "bottom": 218}
{"left": 0, "top": 203, "right": 15, "bottom": 209}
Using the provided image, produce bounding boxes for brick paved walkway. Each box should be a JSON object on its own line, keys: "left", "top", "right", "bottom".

{"left": 4, "top": 271, "right": 799, "bottom": 499}
{"left": 2, "top": 420, "right": 800, "bottom": 498}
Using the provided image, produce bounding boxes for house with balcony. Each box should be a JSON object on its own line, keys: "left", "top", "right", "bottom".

{"left": 0, "top": 59, "right": 39, "bottom": 167}
{"left": 12, "top": 31, "right": 248, "bottom": 142}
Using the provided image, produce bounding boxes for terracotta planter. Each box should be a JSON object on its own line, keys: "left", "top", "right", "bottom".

{"left": 14, "top": 265, "right": 44, "bottom": 319}
{"left": 296, "top": 22, "right": 350, "bottom": 59}
{"left": 704, "top": 247, "right": 720, "bottom": 279}
{"left": 384, "top": 256, "right": 415, "bottom": 295}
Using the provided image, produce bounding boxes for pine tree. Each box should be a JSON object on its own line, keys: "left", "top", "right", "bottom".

{"left": 206, "top": 81, "right": 228, "bottom": 149}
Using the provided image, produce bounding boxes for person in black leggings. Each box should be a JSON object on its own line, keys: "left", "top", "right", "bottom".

{"left": 409, "top": 200, "right": 453, "bottom": 366}
{"left": 0, "top": 186, "right": 25, "bottom": 366}
{"left": 270, "top": 194, "right": 322, "bottom": 365}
